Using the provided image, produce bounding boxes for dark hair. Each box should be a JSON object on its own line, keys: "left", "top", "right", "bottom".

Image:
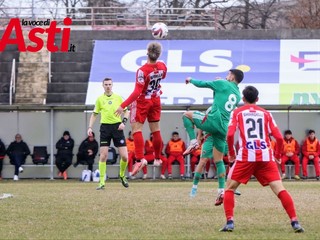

{"left": 172, "top": 131, "right": 179, "bottom": 136}
{"left": 147, "top": 42, "right": 162, "bottom": 61}
{"left": 242, "top": 86, "right": 259, "bottom": 103}
{"left": 308, "top": 129, "right": 315, "bottom": 134}
{"left": 63, "top": 131, "right": 70, "bottom": 136}
{"left": 103, "top": 78, "right": 112, "bottom": 82}
{"left": 284, "top": 130, "right": 292, "bottom": 135}
{"left": 229, "top": 69, "right": 244, "bottom": 83}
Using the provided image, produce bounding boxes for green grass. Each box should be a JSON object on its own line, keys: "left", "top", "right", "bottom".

{"left": 0, "top": 179, "right": 319, "bottom": 240}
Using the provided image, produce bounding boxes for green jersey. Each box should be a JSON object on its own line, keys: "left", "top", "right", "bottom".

{"left": 190, "top": 79, "right": 240, "bottom": 121}
{"left": 93, "top": 93, "right": 124, "bottom": 124}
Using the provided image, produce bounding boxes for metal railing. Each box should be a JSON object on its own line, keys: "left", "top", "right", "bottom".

{"left": 0, "top": 7, "right": 220, "bottom": 30}
{"left": 9, "top": 58, "right": 16, "bottom": 105}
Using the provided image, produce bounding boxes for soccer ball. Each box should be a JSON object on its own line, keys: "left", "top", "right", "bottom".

{"left": 151, "top": 22, "right": 168, "bottom": 39}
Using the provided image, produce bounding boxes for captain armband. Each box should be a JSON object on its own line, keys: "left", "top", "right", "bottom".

{"left": 122, "top": 117, "right": 128, "bottom": 125}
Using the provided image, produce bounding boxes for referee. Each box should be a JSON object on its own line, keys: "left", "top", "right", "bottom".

{"left": 88, "top": 77, "right": 129, "bottom": 190}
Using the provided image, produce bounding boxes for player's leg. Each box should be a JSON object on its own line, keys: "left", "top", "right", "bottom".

{"left": 219, "top": 178, "right": 240, "bottom": 232}
{"left": 190, "top": 155, "right": 198, "bottom": 175}
{"left": 113, "top": 125, "right": 129, "bottom": 187}
{"left": 160, "top": 155, "right": 168, "bottom": 179}
{"left": 280, "top": 156, "right": 288, "bottom": 179}
{"left": 256, "top": 161, "right": 304, "bottom": 233}
{"left": 131, "top": 122, "right": 147, "bottom": 176}
{"left": 301, "top": 156, "right": 308, "bottom": 179}
{"left": 167, "top": 155, "right": 174, "bottom": 179}
{"left": 177, "top": 155, "right": 185, "bottom": 179}
{"left": 270, "top": 181, "right": 304, "bottom": 232}
{"left": 292, "top": 155, "right": 301, "bottom": 180}
{"left": 118, "top": 146, "right": 129, "bottom": 188}
{"left": 96, "top": 124, "right": 110, "bottom": 190}
{"left": 313, "top": 156, "right": 320, "bottom": 180}
{"left": 97, "top": 146, "right": 108, "bottom": 190}
{"left": 220, "top": 161, "right": 252, "bottom": 232}
{"left": 148, "top": 98, "right": 163, "bottom": 160}
{"left": 130, "top": 101, "right": 148, "bottom": 175}
{"left": 213, "top": 146, "right": 226, "bottom": 206}
{"left": 190, "top": 135, "right": 213, "bottom": 198}
{"left": 182, "top": 111, "right": 197, "bottom": 141}
{"left": 127, "top": 152, "right": 135, "bottom": 178}
{"left": 183, "top": 111, "right": 208, "bottom": 155}
{"left": 142, "top": 154, "right": 155, "bottom": 179}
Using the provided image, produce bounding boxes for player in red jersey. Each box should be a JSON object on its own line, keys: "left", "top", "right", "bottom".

{"left": 115, "top": 42, "right": 167, "bottom": 176}
{"left": 220, "top": 86, "right": 304, "bottom": 233}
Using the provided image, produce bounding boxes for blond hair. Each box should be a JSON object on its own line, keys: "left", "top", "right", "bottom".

{"left": 147, "top": 42, "right": 162, "bottom": 61}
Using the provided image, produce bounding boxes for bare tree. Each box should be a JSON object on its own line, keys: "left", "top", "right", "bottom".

{"left": 218, "top": 0, "right": 284, "bottom": 29}
{"left": 286, "top": 0, "right": 320, "bottom": 29}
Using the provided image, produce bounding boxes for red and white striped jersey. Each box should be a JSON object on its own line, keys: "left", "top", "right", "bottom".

{"left": 227, "top": 104, "right": 283, "bottom": 162}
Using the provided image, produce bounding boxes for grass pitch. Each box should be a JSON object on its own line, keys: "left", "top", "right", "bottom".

{"left": 0, "top": 179, "right": 319, "bottom": 240}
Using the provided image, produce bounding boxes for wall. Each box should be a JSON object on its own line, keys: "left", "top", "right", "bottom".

{"left": 0, "top": 109, "right": 319, "bottom": 179}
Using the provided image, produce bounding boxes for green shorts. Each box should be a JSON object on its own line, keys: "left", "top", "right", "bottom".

{"left": 193, "top": 110, "right": 227, "bottom": 153}
{"left": 201, "top": 134, "right": 213, "bottom": 159}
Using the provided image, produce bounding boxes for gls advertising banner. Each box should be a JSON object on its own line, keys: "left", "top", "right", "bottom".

{"left": 86, "top": 40, "right": 281, "bottom": 105}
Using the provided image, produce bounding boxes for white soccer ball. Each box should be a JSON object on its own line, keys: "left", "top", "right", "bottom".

{"left": 151, "top": 22, "right": 168, "bottom": 39}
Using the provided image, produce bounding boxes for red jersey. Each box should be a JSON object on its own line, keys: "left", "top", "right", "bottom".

{"left": 227, "top": 104, "right": 283, "bottom": 162}
{"left": 121, "top": 61, "right": 167, "bottom": 108}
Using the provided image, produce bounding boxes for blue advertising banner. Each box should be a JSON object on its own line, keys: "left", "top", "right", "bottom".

{"left": 89, "top": 40, "right": 280, "bottom": 83}
{"left": 86, "top": 40, "right": 281, "bottom": 105}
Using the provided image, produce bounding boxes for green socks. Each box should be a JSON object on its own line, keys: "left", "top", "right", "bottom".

{"left": 183, "top": 115, "right": 196, "bottom": 140}
{"left": 215, "top": 160, "right": 226, "bottom": 189}
{"left": 119, "top": 159, "right": 128, "bottom": 178}
{"left": 99, "top": 161, "right": 106, "bottom": 186}
{"left": 192, "top": 172, "right": 202, "bottom": 187}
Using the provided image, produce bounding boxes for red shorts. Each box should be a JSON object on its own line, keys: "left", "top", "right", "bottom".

{"left": 130, "top": 97, "right": 161, "bottom": 123}
{"left": 228, "top": 160, "right": 281, "bottom": 186}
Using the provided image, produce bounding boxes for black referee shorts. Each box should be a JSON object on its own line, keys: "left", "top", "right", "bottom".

{"left": 100, "top": 123, "right": 126, "bottom": 147}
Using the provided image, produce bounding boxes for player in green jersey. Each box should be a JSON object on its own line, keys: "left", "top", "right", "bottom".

{"left": 183, "top": 69, "right": 243, "bottom": 205}
{"left": 88, "top": 78, "right": 130, "bottom": 190}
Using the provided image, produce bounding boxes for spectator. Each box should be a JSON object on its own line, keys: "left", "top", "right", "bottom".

{"left": 55, "top": 131, "right": 74, "bottom": 180}
{"left": 126, "top": 131, "right": 136, "bottom": 179}
{"left": 6, "top": 134, "right": 30, "bottom": 181}
{"left": 301, "top": 129, "right": 320, "bottom": 180}
{"left": 74, "top": 132, "right": 99, "bottom": 174}
{"left": 165, "top": 132, "right": 186, "bottom": 180}
{"left": 280, "top": 130, "right": 301, "bottom": 180}
{"left": 0, "top": 138, "right": 6, "bottom": 180}
{"left": 143, "top": 133, "right": 168, "bottom": 179}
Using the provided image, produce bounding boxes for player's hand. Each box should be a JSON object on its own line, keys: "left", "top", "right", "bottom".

{"left": 118, "top": 123, "right": 125, "bottom": 130}
{"left": 275, "top": 158, "right": 281, "bottom": 164}
{"left": 185, "top": 77, "right": 192, "bottom": 84}
{"left": 229, "top": 155, "right": 236, "bottom": 163}
{"left": 115, "top": 106, "right": 124, "bottom": 117}
{"left": 87, "top": 127, "right": 93, "bottom": 136}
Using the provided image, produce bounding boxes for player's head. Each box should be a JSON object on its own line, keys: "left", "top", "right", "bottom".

{"left": 147, "top": 42, "right": 162, "bottom": 62}
{"left": 284, "top": 130, "right": 292, "bottom": 139}
{"left": 15, "top": 133, "right": 22, "bottom": 142}
{"left": 242, "top": 85, "right": 259, "bottom": 104}
{"left": 308, "top": 129, "right": 315, "bottom": 139}
{"left": 228, "top": 69, "right": 244, "bottom": 83}
{"left": 172, "top": 131, "right": 179, "bottom": 140}
{"left": 102, "top": 77, "right": 113, "bottom": 93}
